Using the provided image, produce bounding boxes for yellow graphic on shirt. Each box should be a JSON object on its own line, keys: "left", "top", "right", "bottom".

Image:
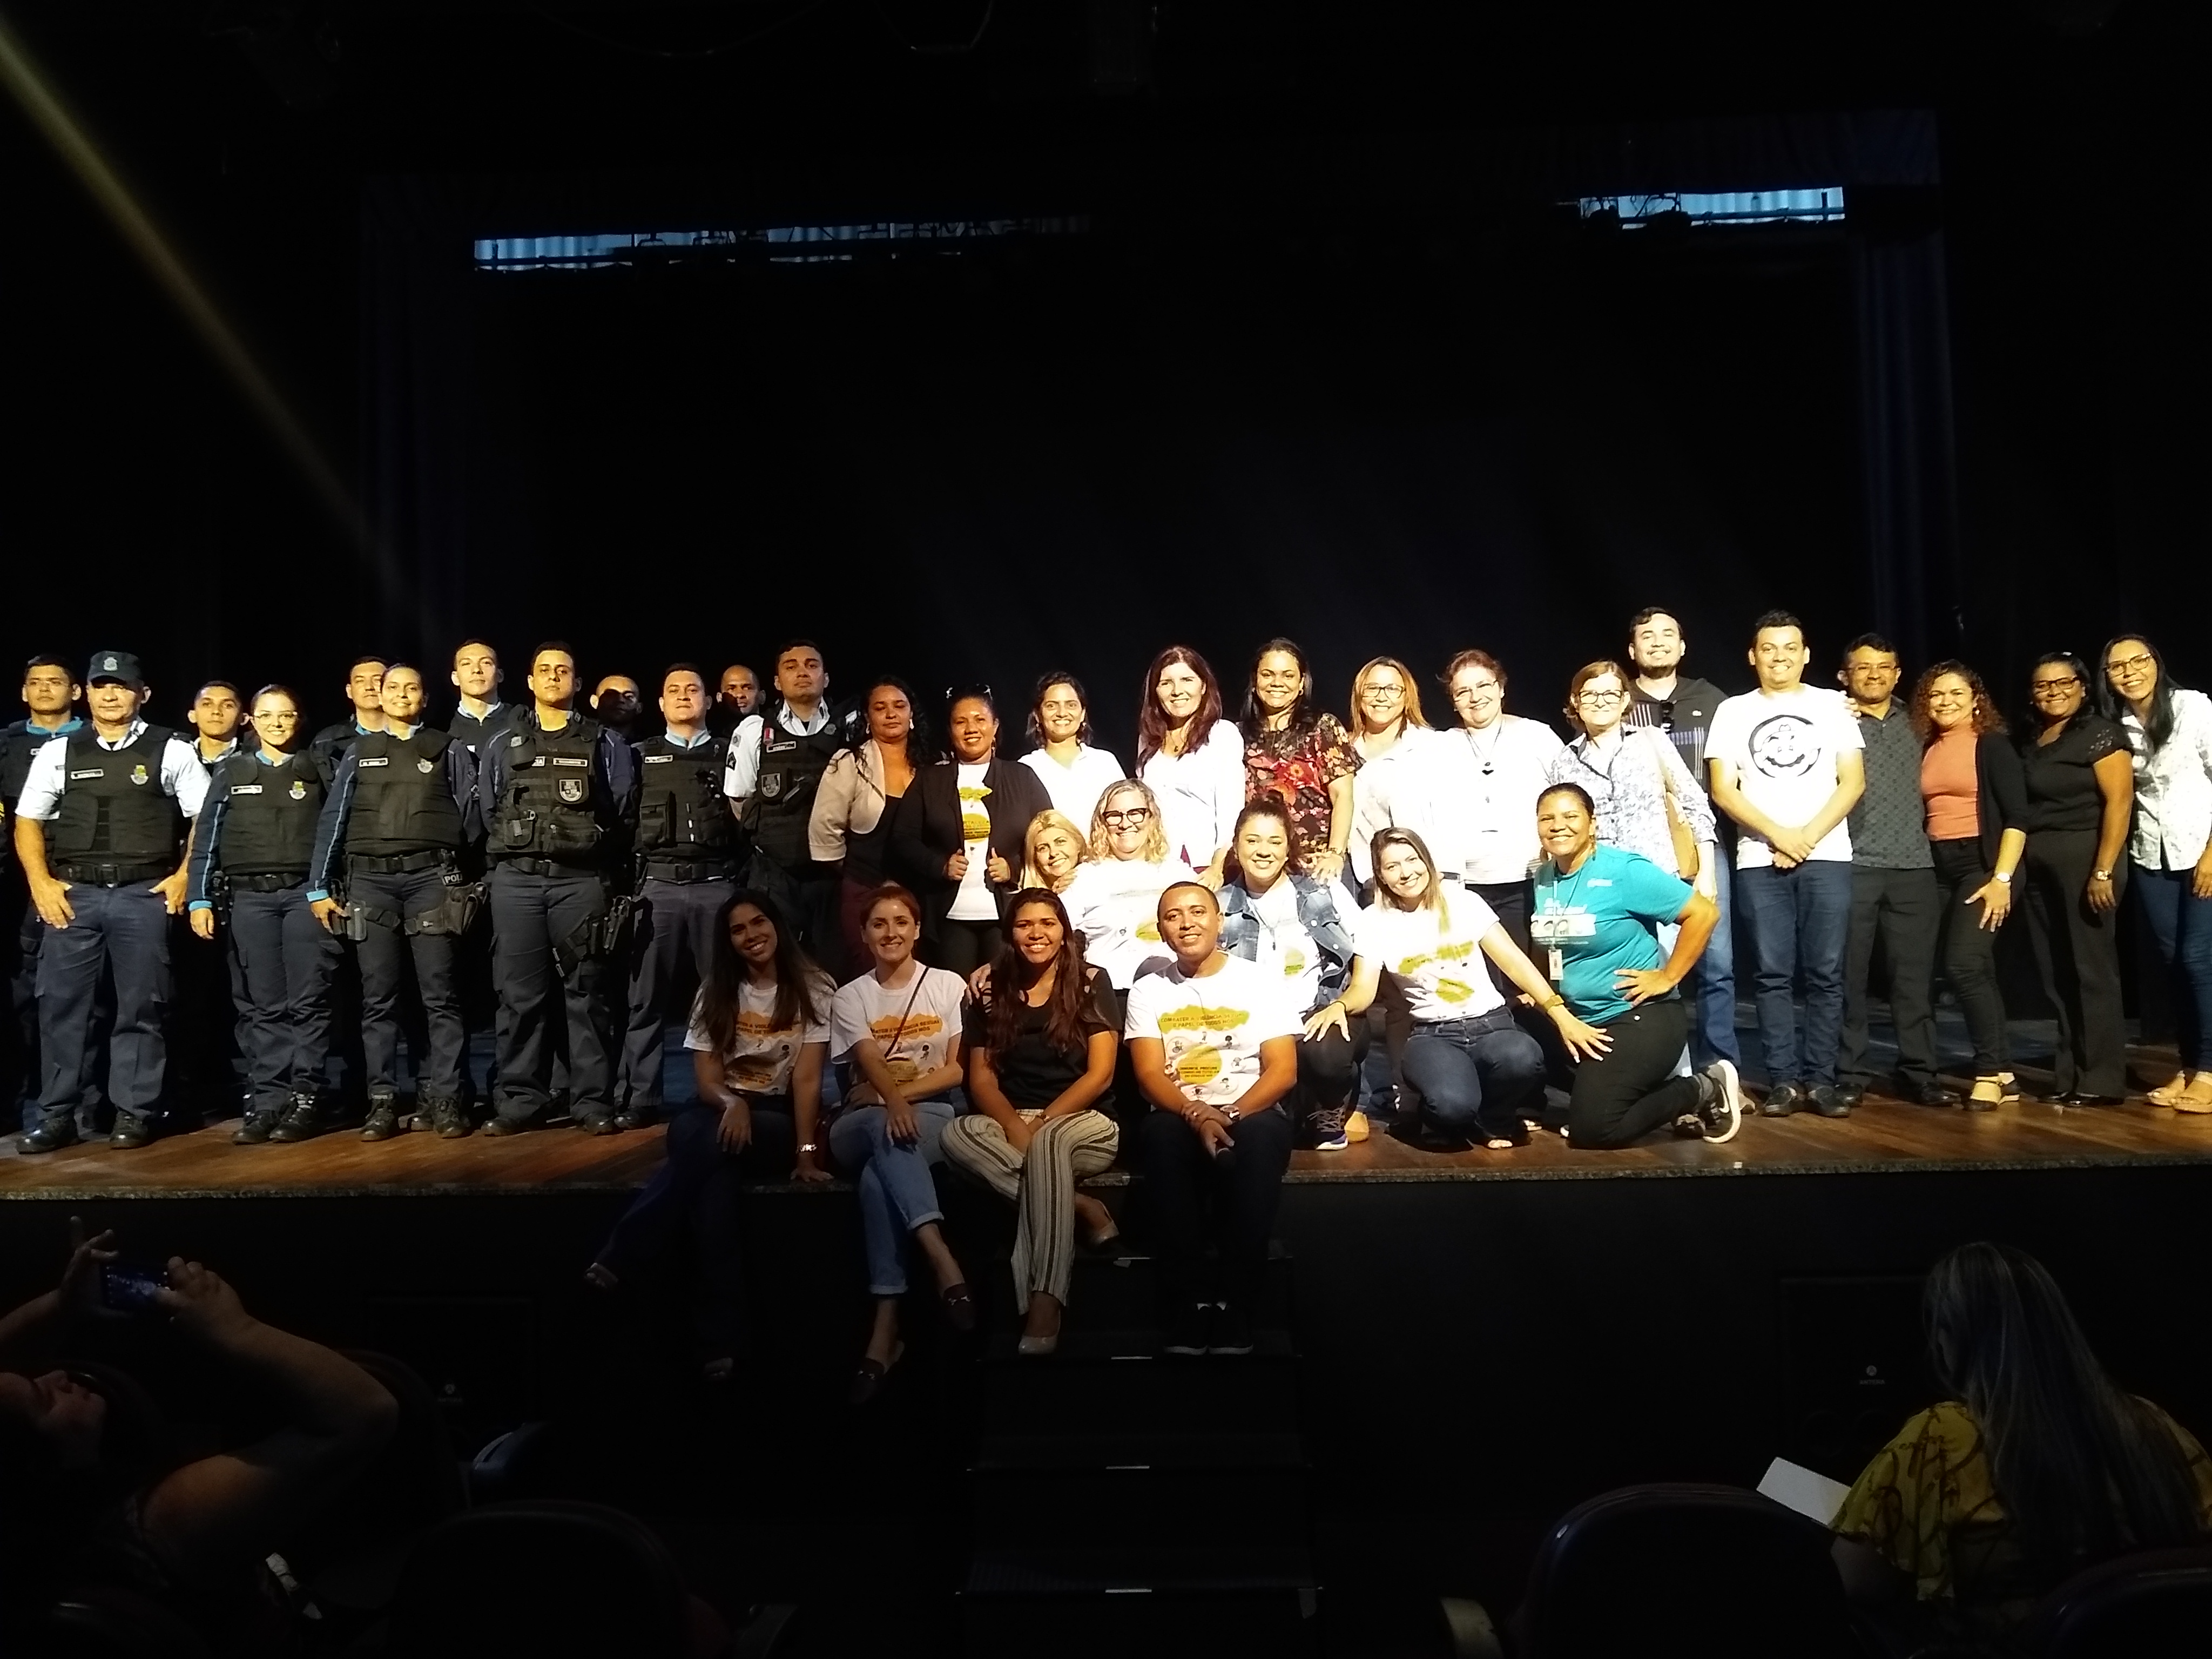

{"left": 1400, "top": 938, "right": 1478, "bottom": 1003}
{"left": 1136, "top": 920, "right": 1161, "bottom": 941}
{"left": 726, "top": 1009, "right": 798, "bottom": 1091}
{"left": 871, "top": 1011, "right": 942, "bottom": 1083}
{"left": 1174, "top": 1045, "right": 1225, "bottom": 1087}
{"left": 1157, "top": 1004, "right": 1252, "bottom": 1034}
{"left": 1282, "top": 949, "right": 1306, "bottom": 979}
{"left": 959, "top": 784, "right": 991, "bottom": 844}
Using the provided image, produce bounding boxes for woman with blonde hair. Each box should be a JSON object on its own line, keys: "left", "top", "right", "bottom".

{"left": 1345, "top": 655, "right": 1455, "bottom": 895}
{"left": 1061, "top": 778, "right": 1180, "bottom": 999}
{"left": 1022, "top": 809, "right": 1091, "bottom": 894}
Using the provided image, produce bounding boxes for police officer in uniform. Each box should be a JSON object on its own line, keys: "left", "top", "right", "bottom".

{"left": 309, "top": 664, "right": 481, "bottom": 1142}
{"left": 11, "top": 651, "right": 210, "bottom": 1152}
{"left": 448, "top": 636, "right": 516, "bottom": 1105}
{"left": 705, "top": 663, "right": 760, "bottom": 739}
{"left": 186, "top": 685, "right": 344, "bottom": 1143}
{"left": 478, "top": 643, "right": 637, "bottom": 1135}
{"left": 449, "top": 638, "right": 514, "bottom": 757}
{"left": 619, "top": 665, "right": 734, "bottom": 1124}
{"left": 1, "top": 655, "right": 85, "bottom": 1130}
{"left": 176, "top": 678, "right": 250, "bottom": 1124}
{"left": 310, "top": 655, "right": 389, "bottom": 767}
{"left": 724, "top": 639, "right": 858, "bottom": 972}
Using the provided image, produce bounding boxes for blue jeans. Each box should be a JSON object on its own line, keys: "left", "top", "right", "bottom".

{"left": 829, "top": 1098, "right": 957, "bottom": 1297}
{"left": 1401, "top": 1010, "right": 1545, "bottom": 1142}
{"left": 2134, "top": 863, "right": 2212, "bottom": 1071}
{"left": 1738, "top": 860, "right": 1853, "bottom": 1087}
{"left": 1686, "top": 859, "right": 1741, "bottom": 1066}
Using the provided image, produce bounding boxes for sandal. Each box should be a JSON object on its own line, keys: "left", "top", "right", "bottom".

{"left": 2174, "top": 1078, "right": 2212, "bottom": 1116}
{"left": 1967, "top": 1077, "right": 2005, "bottom": 1112}
{"left": 2147, "top": 1072, "right": 2191, "bottom": 1107}
{"left": 847, "top": 1340, "right": 905, "bottom": 1406}
{"left": 1083, "top": 1221, "right": 1122, "bottom": 1252}
{"left": 940, "top": 1283, "right": 979, "bottom": 1333}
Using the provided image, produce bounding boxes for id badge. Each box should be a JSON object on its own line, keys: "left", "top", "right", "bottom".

{"left": 1548, "top": 946, "right": 1564, "bottom": 980}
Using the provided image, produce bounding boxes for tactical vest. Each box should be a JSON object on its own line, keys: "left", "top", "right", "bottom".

{"left": 346, "top": 727, "right": 465, "bottom": 857}
{"left": 213, "top": 751, "right": 328, "bottom": 876}
{"left": 46, "top": 725, "right": 185, "bottom": 869}
{"left": 495, "top": 715, "right": 609, "bottom": 864}
{"left": 1, "top": 720, "right": 75, "bottom": 813}
{"left": 636, "top": 733, "right": 735, "bottom": 873}
{"left": 742, "top": 712, "right": 847, "bottom": 868}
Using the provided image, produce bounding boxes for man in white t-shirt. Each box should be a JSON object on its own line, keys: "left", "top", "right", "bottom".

{"left": 1706, "top": 610, "right": 1866, "bottom": 1118}
{"left": 1126, "top": 881, "right": 1299, "bottom": 1357}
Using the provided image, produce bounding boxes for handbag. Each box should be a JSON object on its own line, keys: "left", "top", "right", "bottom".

{"left": 1646, "top": 730, "right": 1701, "bottom": 880}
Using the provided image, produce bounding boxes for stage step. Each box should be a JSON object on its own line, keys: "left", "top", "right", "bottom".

{"left": 967, "top": 1431, "right": 1310, "bottom": 1547}
{"left": 960, "top": 1543, "right": 1320, "bottom": 1659}
{"left": 969, "top": 1240, "right": 1299, "bottom": 1334}
{"left": 976, "top": 1327, "right": 1303, "bottom": 1431}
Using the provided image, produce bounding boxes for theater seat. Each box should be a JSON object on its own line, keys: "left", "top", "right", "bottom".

{"left": 2018, "top": 1546, "right": 2212, "bottom": 1658}
{"left": 1512, "top": 1482, "right": 1862, "bottom": 1659}
{"left": 385, "top": 1499, "right": 693, "bottom": 1657}
{"left": 39, "top": 1584, "right": 214, "bottom": 1659}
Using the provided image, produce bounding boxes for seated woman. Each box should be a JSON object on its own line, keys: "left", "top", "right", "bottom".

{"left": 1332, "top": 828, "right": 1605, "bottom": 1150}
{"left": 1833, "top": 1242, "right": 2212, "bottom": 1647}
{"left": 1, "top": 1225, "right": 396, "bottom": 1650}
{"left": 586, "top": 891, "right": 834, "bottom": 1380}
{"left": 810, "top": 677, "right": 926, "bottom": 976}
{"left": 1021, "top": 808, "right": 1091, "bottom": 894}
{"left": 1218, "top": 800, "right": 1364, "bottom": 1150}
{"left": 831, "top": 884, "right": 976, "bottom": 1403}
{"left": 891, "top": 686, "right": 1050, "bottom": 975}
{"left": 1527, "top": 783, "right": 1739, "bottom": 1149}
{"left": 1060, "top": 778, "right": 1183, "bottom": 1003}
{"left": 941, "top": 890, "right": 1121, "bottom": 1357}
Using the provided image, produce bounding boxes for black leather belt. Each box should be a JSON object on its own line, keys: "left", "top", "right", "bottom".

{"left": 55, "top": 861, "right": 169, "bottom": 886}
{"left": 642, "top": 860, "right": 734, "bottom": 885}
{"left": 231, "top": 872, "right": 308, "bottom": 893}
{"left": 347, "top": 850, "right": 448, "bottom": 876}
{"left": 498, "top": 856, "right": 597, "bottom": 878}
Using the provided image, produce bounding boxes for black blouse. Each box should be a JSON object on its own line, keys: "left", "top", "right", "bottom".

{"left": 963, "top": 968, "right": 1118, "bottom": 1112}
{"left": 2018, "top": 714, "right": 2125, "bottom": 834}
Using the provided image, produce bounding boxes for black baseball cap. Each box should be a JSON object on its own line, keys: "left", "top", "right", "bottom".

{"left": 86, "top": 650, "right": 144, "bottom": 686}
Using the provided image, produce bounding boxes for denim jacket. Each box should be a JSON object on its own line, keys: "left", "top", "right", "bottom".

{"left": 1218, "top": 874, "right": 1357, "bottom": 1009}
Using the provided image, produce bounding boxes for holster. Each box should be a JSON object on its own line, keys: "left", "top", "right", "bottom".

{"left": 207, "top": 870, "right": 234, "bottom": 919}
{"left": 410, "top": 878, "right": 485, "bottom": 938}
{"left": 342, "top": 902, "right": 403, "bottom": 941}
{"left": 553, "top": 891, "right": 632, "bottom": 976}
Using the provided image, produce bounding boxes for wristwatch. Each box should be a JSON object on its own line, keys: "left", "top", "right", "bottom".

{"left": 1991, "top": 870, "right": 2012, "bottom": 884}
{"left": 2092, "top": 869, "right": 2112, "bottom": 881}
{"left": 1220, "top": 1105, "right": 1242, "bottom": 1123}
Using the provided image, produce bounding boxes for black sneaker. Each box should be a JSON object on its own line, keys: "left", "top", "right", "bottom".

{"left": 233, "top": 1104, "right": 285, "bottom": 1145}
{"left": 431, "top": 1098, "right": 473, "bottom": 1139}
{"left": 1209, "top": 1304, "right": 1255, "bottom": 1356}
{"left": 361, "top": 1103, "right": 402, "bottom": 1142}
{"left": 1761, "top": 1081, "right": 1807, "bottom": 1118}
{"left": 1699, "top": 1060, "right": 1743, "bottom": 1143}
{"left": 1307, "top": 1104, "right": 1350, "bottom": 1151}
{"left": 269, "top": 1094, "right": 336, "bottom": 1143}
{"left": 17, "top": 1120, "right": 80, "bottom": 1155}
{"left": 1810, "top": 1084, "right": 1852, "bottom": 1119}
{"left": 108, "top": 1114, "right": 158, "bottom": 1150}
{"left": 1162, "top": 1305, "right": 1210, "bottom": 1357}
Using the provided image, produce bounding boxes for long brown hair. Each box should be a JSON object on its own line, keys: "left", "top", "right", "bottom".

{"left": 1136, "top": 645, "right": 1224, "bottom": 766}
{"left": 693, "top": 891, "right": 830, "bottom": 1055}
{"left": 986, "top": 889, "right": 1098, "bottom": 1058}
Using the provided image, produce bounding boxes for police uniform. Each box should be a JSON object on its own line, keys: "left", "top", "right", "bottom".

{"left": 620, "top": 729, "right": 736, "bottom": 1120}
{"left": 448, "top": 700, "right": 517, "bottom": 1098}
{"left": 188, "top": 745, "right": 343, "bottom": 1140}
{"left": 478, "top": 709, "right": 637, "bottom": 1131}
{"left": 725, "top": 700, "right": 859, "bottom": 970}
{"left": 12, "top": 652, "right": 209, "bottom": 1150}
{"left": 308, "top": 723, "right": 480, "bottom": 1137}
{"left": 1, "top": 712, "right": 85, "bottom": 1130}
{"left": 172, "top": 734, "right": 247, "bottom": 1123}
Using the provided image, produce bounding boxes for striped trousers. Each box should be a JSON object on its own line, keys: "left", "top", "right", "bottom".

{"left": 941, "top": 1109, "right": 1119, "bottom": 1306}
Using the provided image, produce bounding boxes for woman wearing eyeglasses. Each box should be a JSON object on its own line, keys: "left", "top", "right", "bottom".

{"left": 1239, "top": 638, "right": 1359, "bottom": 882}
{"left": 1545, "top": 659, "right": 1716, "bottom": 899}
{"left": 2017, "top": 653, "right": 2135, "bottom": 1103}
{"left": 1345, "top": 656, "right": 1454, "bottom": 896}
{"left": 1136, "top": 646, "right": 1244, "bottom": 887}
{"left": 1435, "top": 650, "right": 1566, "bottom": 978}
{"left": 2100, "top": 635, "right": 2212, "bottom": 1112}
{"left": 1061, "top": 779, "right": 1182, "bottom": 1000}
{"left": 890, "top": 686, "right": 1050, "bottom": 976}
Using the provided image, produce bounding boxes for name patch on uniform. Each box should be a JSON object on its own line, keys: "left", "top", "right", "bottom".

{"left": 358, "top": 756, "right": 390, "bottom": 768}
{"left": 643, "top": 754, "right": 673, "bottom": 765}
{"left": 230, "top": 784, "right": 264, "bottom": 796}
{"left": 550, "top": 757, "right": 589, "bottom": 767}
{"left": 69, "top": 769, "right": 104, "bottom": 780}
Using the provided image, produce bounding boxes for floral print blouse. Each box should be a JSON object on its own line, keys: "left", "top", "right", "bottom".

{"left": 1243, "top": 714, "right": 1360, "bottom": 872}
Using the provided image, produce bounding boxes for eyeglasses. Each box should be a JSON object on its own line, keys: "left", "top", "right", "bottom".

{"left": 1360, "top": 684, "right": 1405, "bottom": 700}
{"left": 1575, "top": 690, "right": 1625, "bottom": 705}
{"left": 1101, "top": 808, "right": 1151, "bottom": 827}
{"left": 2030, "top": 678, "right": 2081, "bottom": 694}
{"left": 2106, "top": 654, "right": 2154, "bottom": 676}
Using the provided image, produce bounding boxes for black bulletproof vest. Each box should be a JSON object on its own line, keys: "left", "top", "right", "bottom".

{"left": 636, "top": 734, "right": 734, "bottom": 862}
{"left": 213, "top": 751, "right": 328, "bottom": 875}
{"left": 48, "top": 725, "right": 185, "bottom": 865}
{"left": 347, "top": 727, "right": 465, "bottom": 856}
{"left": 1, "top": 720, "right": 73, "bottom": 813}
{"left": 496, "top": 716, "right": 608, "bottom": 863}
{"left": 742, "top": 712, "right": 847, "bottom": 868}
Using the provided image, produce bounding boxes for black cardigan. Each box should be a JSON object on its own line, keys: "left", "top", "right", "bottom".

{"left": 1952, "top": 731, "right": 2030, "bottom": 870}
{"left": 888, "top": 756, "right": 1053, "bottom": 933}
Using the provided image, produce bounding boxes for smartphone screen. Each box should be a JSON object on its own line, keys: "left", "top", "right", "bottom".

{"left": 100, "top": 1263, "right": 167, "bottom": 1313}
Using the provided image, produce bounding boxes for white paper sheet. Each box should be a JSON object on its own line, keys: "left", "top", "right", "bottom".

{"left": 1757, "top": 1455, "right": 1851, "bottom": 1526}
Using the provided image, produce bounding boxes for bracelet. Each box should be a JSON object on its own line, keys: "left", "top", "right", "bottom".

{"left": 1221, "top": 1105, "right": 1242, "bottom": 1123}
{"left": 2093, "top": 869, "right": 2112, "bottom": 881}
{"left": 798, "top": 1143, "right": 819, "bottom": 1155}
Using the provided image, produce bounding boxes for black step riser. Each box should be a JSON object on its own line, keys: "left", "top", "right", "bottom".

{"left": 980, "top": 1355, "right": 1301, "bottom": 1429}
{"left": 979, "top": 1254, "right": 1297, "bottom": 1330}
{"left": 962, "top": 1590, "right": 1318, "bottom": 1658}
{"left": 969, "top": 1469, "right": 1311, "bottom": 1543}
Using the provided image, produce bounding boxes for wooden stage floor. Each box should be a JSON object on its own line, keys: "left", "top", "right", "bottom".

{"left": 6, "top": 1077, "right": 2211, "bottom": 1201}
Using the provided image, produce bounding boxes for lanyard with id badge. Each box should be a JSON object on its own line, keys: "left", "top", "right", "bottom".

{"left": 1530, "top": 900, "right": 1597, "bottom": 981}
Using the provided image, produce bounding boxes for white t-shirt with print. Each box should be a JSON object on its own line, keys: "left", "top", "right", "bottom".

{"left": 683, "top": 975, "right": 834, "bottom": 1097}
{"left": 831, "top": 965, "right": 969, "bottom": 1104}
{"left": 1063, "top": 856, "right": 1179, "bottom": 989}
{"left": 1124, "top": 953, "right": 1301, "bottom": 1110}
{"left": 949, "top": 761, "right": 996, "bottom": 922}
{"left": 1245, "top": 878, "right": 1323, "bottom": 1011}
{"left": 1354, "top": 892, "right": 1507, "bottom": 1023}
{"left": 1704, "top": 685, "right": 1864, "bottom": 868}
{"left": 1019, "top": 744, "right": 1127, "bottom": 830}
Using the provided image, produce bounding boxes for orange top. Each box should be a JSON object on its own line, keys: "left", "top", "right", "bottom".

{"left": 1921, "top": 726, "right": 1980, "bottom": 842}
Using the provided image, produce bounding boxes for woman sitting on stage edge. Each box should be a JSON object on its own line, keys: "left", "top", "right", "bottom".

{"left": 1330, "top": 828, "right": 1603, "bottom": 1150}
{"left": 1833, "top": 1242, "right": 2212, "bottom": 1645}
{"left": 586, "top": 891, "right": 834, "bottom": 1381}
{"left": 941, "top": 889, "right": 1122, "bottom": 1357}
{"left": 831, "top": 884, "right": 976, "bottom": 1404}
{"left": 1528, "top": 783, "right": 1741, "bottom": 1148}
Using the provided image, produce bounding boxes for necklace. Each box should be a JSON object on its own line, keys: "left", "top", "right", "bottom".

{"left": 1463, "top": 723, "right": 1505, "bottom": 777}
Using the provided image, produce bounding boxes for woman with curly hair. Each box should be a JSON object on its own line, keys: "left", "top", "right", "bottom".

{"left": 1238, "top": 637, "right": 1359, "bottom": 882}
{"left": 1911, "top": 663, "right": 2029, "bottom": 1110}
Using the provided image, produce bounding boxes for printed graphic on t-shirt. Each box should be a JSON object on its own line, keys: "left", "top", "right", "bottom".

{"left": 1398, "top": 939, "right": 1481, "bottom": 1004}
{"left": 1155, "top": 1003, "right": 1253, "bottom": 1095}
{"left": 727, "top": 1008, "right": 797, "bottom": 1091}
{"left": 1745, "top": 713, "right": 1826, "bottom": 780}
{"left": 958, "top": 783, "right": 990, "bottom": 844}
{"left": 872, "top": 1011, "right": 944, "bottom": 1082}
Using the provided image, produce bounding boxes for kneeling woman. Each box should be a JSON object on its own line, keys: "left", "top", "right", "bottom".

{"left": 941, "top": 891, "right": 1121, "bottom": 1355}
{"left": 1530, "top": 784, "right": 1741, "bottom": 1148}
{"left": 586, "top": 891, "right": 834, "bottom": 1379}
{"left": 1332, "top": 828, "right": 1605, "bottom": 1149}
{"left": 831, "top": 884, "right": 976, "bottom": 1402}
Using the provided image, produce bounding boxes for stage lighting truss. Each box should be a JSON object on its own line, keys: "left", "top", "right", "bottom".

{"left": 473, "top": 216, "right": 1091, "bottom": 272}
{"left": 1572, "top": 187, "right": 1846, "bottom": 229}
